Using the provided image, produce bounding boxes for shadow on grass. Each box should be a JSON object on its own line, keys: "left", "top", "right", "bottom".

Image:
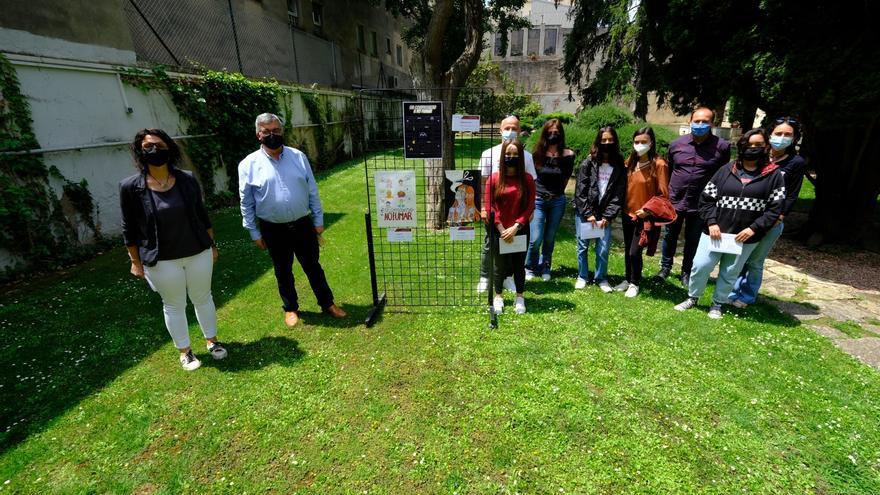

{"left": 520, "top": 297, "right": 577, "bottom": 313}
{"left": 201, "top": 336, "right": 305, "bottom": 372}
{"left": 296, "top": 303, "right": 378, "bottom": 329}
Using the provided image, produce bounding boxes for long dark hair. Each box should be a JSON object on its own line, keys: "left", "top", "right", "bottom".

{"left": 735, "top": 128, "right": 770, "bottom": 168}
{"left": 626, "top": 127, "right": 658, "bottom": 175}
{"left": 768, "top": 116, "right": 801, "bottom": 156}
{"left": 495, "top": 140, "right": 529, "bottom": 211}
{"left": 533, "top": 119, "right": 567, "bottom": 169}
{"left": 589, "top": 126, "right": 624, "bottom": 169}
{"left": 130, "top": 128, "right": 181, "bottom": 172}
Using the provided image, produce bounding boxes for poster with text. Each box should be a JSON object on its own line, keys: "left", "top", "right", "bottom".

{"left": 375, "top": 170, "right": 417, "bottom": 228}
{"left": 443, "top": 169, "right": 481, "bottom": 226}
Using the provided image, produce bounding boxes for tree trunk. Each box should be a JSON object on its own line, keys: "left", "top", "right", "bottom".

{"left": 804, "top": 116, "right": 880, "bottom": 245}
{"left": 421, "top": 87, "right": 459, "bottom": 230}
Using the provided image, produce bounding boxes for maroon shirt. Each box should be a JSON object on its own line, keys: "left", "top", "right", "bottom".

{"left": 485, "top": 172, "right": 536, "bottom": 228}
{"left": 667, "top": 133, "right": 731, "bottom": 212}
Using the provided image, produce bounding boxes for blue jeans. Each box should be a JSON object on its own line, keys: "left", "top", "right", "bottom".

{"left": 526, "top": 195, "right": 566, "bottom": 275}
{"left": 728, "top": 221, "right": 784, "bottom": 304}
{"left": 688, "top": 234, "right": 759, "bottom": 304}
{"left": 575, "top": 217, "right": 612, "bottom": 282}
{"left": 660, "top": 210, "right": 704, "bottom": 275}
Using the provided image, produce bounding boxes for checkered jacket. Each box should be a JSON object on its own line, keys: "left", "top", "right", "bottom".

{"left": 698, "top": 162, "right": 786, "bottom": 243}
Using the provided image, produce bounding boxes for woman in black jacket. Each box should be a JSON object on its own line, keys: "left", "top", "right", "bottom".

{"left": 573, "top": 126, "right": 627, "bottom": 292}
{"left": 119, "top": 128, "right": 226, "bottom": 371}
{"left": 674, "top": 128, "right": 786, "bottom": 319}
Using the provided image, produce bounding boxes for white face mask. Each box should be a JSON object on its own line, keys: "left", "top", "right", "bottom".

{"left": 633, "top": 143, "right": 651, "bottom": 156}
{"left": 501, "top": 129, "right": 518, "bottom": 141}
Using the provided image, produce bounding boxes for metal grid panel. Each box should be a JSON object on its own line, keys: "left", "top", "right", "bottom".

{"left": 360, "top": 89, "right": 497, "bottom": 308}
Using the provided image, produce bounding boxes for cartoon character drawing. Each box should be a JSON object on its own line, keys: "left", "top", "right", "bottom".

{"left": 447, "top": 183, "right": 480, "bottom": 226}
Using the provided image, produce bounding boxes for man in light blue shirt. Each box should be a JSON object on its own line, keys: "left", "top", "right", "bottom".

{"left": 239, "top": 113, "right": 346, "bottom": 326}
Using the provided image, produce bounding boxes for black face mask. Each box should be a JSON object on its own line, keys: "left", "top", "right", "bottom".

{"left": 546, "top": 133, "right": 561, "bottom": 144}
{"left": 504, "top": 156, "right": 518, "bottom": 166}
{"left": 598, "top": 143, "right": 614, "bottom": 154}
{"left": 142, "top": 148, "right": 170, "bottom": 166}
{"left": 261, "top": 133, "right": 284, "bottom": 150}
{"left": 741, "top": 147, "right": 766, "bottom": 162}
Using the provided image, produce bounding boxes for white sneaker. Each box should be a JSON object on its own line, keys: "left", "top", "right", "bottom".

{"left": 575, "top": 278, "right": 588, "bottom": 289}
{"left": 728, "top": 299, "right": 748, "bottom": 308}
{"left": 493, "top": 296, "right": 504, "bottom": 314}
{"left": 477, "top": 277, "right": 489, "bottom": 293}
{"left": 541, "top": 273, "right": 551, "bottom": 281}
{"left": 179, "top": 350, "right": 201, "bottom": 371}
{"left": 624, "top": 284, "right": 640, "bottom": 298}
{"left": 613, "top": 280, "right": 630, "bottom": 292}
{"left": 674, "top": 297, "right": 698, "bottom": 311}
{"left": 598, "top": 280, "right": 613, "bottom": 293}
{"left": 207, "top": 341, "right": 227, "bottom": 360}
{"left": 514, "top": 296, "right": 526, "bottom": 314}
{"left": 503, "top": 276, "right": 516, "bottom": 292}
{"left": 525, "top": 271, "right": 536, "bottom": 281}
{"left": 707, "top": 303, "right": 724, "bottom": 319}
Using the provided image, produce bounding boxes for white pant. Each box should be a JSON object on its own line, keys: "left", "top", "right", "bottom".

{"left": 144, "top": 248, "right": 217, "bottom": 349}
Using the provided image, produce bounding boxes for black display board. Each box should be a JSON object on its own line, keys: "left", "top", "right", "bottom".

{"left": 402, "top": 101, "right": 443, "bottom": 159}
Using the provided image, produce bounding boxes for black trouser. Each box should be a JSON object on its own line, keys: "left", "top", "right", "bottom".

{"left": 479, "top": 228, "right": 491, "bottom": 279}
{"left": 260, "top": 216, "right": 334, "bottom": 312}
{"left": 660, "top": 210, "right": 704, "bottom": 276}
{"left": 492, "top": 233, "right": 528, "bottom": 294}
{"left": 622, "top": 215, "right": 646, "bottom": 286}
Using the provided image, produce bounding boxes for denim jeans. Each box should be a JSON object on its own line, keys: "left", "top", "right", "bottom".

{"left": 526, "top": 195, "right": 566, "bottom": 276}
{"left": 575, "top": 217, "right": 612, "bottom": 282}
{"left": 688, "top": 234, "right": 759, "bottom": 304}
{"left": 660, "top": 210, "right": 704, "bottom": 275}
{"left": 728, "top": 221, "right": 784, "bottom": 304}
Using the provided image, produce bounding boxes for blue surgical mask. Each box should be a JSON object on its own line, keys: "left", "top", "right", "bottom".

{"left": 691, "top": 122, "right": 711, "bottom": 137}
{"left": 769, "top": 135, "right": 793, "bottom": 151}
{"left": 501, "top": 130, "right": 518, "bottom": 141}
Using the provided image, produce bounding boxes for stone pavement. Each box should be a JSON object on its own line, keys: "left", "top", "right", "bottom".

{"left": 759, "top": 258, "right": 880, "bottom": 370}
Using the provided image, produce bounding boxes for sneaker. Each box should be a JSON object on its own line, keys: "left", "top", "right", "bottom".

{"left": 179, "top": 350, "right": 201, "bottom": 371}
{"left": 493, "top": 296, "right": 504, "bottom": 314}
{"left": 624, "top": 284, "right": 640, "bottom": 298}
{"left": 598, "top": 280, "right": 613, "bottom": 293}
{"left": 477, "top": 277, "right": 489, "bottom": 293}
{"left": 680, "top": 273, "right": 690, "bottom": 288}
{"left": 656, "top": 267, "right": 671, "bottom": 280}
{"left": 674, "top": 297, "right": 698, "bottom": 311}
{"left": 541, "top": 273, "right": 551, "bottom": 281}
{"left": 207, "top": 341, "right": 227, "bottom": 360}
{"left": 728, "top": 299, "right": 748, "bottom": 309}
{"left": 613, "top": 280, "right": 630, "bottom": 292}
{"left": 708, "top": 302, "right": 724, "bottom": 319}
{"left": 503, "top": 276, "right": 516, "bottom": 292}
{"left": 575, "top": 277, "right": 588, "bottom": 289}
{"left": 514, "top": 296, "right": 526, "bottom": 314}
{"left": 525, "top": 271, "right": 536, "bottom": 281}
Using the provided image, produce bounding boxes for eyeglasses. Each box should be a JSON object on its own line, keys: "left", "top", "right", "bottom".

{"left": 258, "top": 129, "right": 283, "bottom": 136}
{"left": 774, "top": 116, "right": 799, "bottom": 126}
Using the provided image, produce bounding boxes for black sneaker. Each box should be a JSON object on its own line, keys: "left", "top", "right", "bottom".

{"left": 680, "top": 273, "right": 690, "bottom": 288}
{"left": 708, "top": 303, "right": 724, "bottom": 319}
{"left": 656, "top": 267, "right": 671, "bottom": 280}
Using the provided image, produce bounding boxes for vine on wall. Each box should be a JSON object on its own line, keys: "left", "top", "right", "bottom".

{"left": 0, "top": 53, "right": 97, "bottom": 273}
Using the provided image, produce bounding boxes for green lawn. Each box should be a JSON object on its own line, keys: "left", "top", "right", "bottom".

{"left": 2, "top": 156, "right": 880, "bottom": 494}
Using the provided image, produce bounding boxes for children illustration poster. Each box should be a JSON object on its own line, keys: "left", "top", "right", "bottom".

{"left": 375, "top": 170, "right": 417, "bottom": 228}
{"left": 443, "top": 170, "right": 481, "bottom": 226}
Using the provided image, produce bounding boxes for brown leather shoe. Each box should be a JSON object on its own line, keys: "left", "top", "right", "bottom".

{"left": 324, "top": 304, "right": 347, "bottom": 318}
{"left": 284, "top": 311, "right": 300, "bottom": 327}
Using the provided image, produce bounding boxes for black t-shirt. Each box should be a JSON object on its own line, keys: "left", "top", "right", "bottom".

{"left": 150, "top": 184, "right": 205, "bottom": 261}
{"left": 535, "top": 154, "right": 575, "bottom": 197}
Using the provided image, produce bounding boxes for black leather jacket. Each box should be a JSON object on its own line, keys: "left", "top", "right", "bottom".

{"left": 572, "top": 157, "right": 626, "bottom": 222}
{"left": 119, "top": 169, "right": 213, "bottom": 266}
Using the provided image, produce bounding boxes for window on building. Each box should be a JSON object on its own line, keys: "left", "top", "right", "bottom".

{"left": 561, "top": 28, "right": 572, "bottom": 52}
{"left": 527, "top": 28, "right": 541, "bottom": 56}
{"left": 543, "top": 27, "right": 558, "bottom": 56}
{"left": 311, "top": 2, "right": 323, "bottom": 25}
{"left": 396, "top": 45, "right": 403, "bottom": 66}
{"left": 386, "top": 38, "right": 392, "bottom": 55}
{"left": 510, "top": 29, "right": 523, "bottom": 56}
{"left": 357, "top": 25, "right": 366, "bottom": 52}
{"left": 370, "top": 31, "right": 378, "bottom": 56}
{"left": 287, "top": 0, "right": 299, "bottom": 27}
{"left": 494, "top": 32, "right": 505, "bottom": 57}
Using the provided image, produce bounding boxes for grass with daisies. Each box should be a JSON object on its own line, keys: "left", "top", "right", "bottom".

{"left": 1, "top": 152, "right": 879, "bottom": 494}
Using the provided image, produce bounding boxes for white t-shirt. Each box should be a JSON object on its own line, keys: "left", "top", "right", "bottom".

{"left": 479, "top": 143, "right": 537, "bottom": 179}
{"left": 597, "top": 162, "right": 613, "bottom": 199}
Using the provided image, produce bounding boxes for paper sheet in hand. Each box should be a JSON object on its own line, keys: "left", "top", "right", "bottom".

{"left": 578, "top": 221, "right": 606, "bottom": 240}
{"left": 498, "top": 234, "right": 527, "bottom": 254}
{"left": 708, "top": 233, "right": 743, "bottom": 255}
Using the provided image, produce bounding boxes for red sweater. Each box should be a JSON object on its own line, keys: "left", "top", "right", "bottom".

{"left": 485, "top": 172, "right": 536, "bottom": 228}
